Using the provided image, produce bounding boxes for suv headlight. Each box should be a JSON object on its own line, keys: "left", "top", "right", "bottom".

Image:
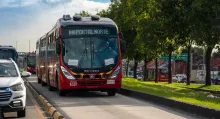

{"left": 61, "top": 66, "right": 75, "bottom": 80}
{"left": 10, "top": 83, "right": 23, "bottom": 91}
{"left": 109, "top": 65, "right": 120, "bottom": 79}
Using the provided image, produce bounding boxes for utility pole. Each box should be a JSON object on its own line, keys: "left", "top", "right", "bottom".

{"left": 29, "top": 40, "right": 30, "bottom": 52}
{"left": 16, "top": 41, "right": 18, "bottom": 50}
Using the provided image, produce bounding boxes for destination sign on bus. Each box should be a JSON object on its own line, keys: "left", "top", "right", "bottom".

{"left": 62, "top": 27, "right": 117, "bottom": 37}
{"left": 69, "top": 29, "right": 109, "bottom": 35}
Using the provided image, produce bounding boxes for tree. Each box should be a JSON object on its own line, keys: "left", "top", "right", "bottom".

{"left": 147, "top": 0, "right": 190, "bottom": 84}
{"left": 191, "top": 0, "right": 220, "bottom": 85}
{"left": 75, "top": 10, "right": 90, "bottom": 17}
{"left": 106, "top": 0, "right": 146, "bottom": 78}
{"left": 212, "top": 50, "right": 220, "bottom": 58}
{"left": 183, "top": 46, "right": 205, "bottom": 70}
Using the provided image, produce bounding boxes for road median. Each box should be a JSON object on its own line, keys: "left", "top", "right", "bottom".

{"left": 119, "top": 78, "right": 220, "bottom": 119}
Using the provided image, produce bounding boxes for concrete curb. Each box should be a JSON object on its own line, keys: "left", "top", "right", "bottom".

{"left": 118, "top": 88, "right": 220, "bottom": 119}
{"left": 25, "top": 80, "right": 65, "bottom": 119}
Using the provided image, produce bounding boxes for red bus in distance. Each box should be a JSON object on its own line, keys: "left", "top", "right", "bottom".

{"left": 26, "top": 51, "right": 36, "bottom": 74}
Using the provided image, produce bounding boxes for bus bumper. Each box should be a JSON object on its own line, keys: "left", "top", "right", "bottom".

{"left": 59, "top": 79, "right": 122, "bottom": 91}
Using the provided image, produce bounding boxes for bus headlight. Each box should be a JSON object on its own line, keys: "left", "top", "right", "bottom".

{"left": 60, "top": 66, "right": 75, "bottom": 80}
{"left": 109, "top": 66, "right": 120, "bottom": 79}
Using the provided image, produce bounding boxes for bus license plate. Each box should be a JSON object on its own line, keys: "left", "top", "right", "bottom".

{"left": 107, "top": 80, "right": 115, "bottom": 84}
{"left": 70, "top": 81, "right": 77, "bottom": 86}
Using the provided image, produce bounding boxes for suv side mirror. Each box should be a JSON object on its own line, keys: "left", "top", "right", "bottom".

{"left": 21, "top": 71, "right": 31, "bottom": 78}
{"left": 56, "top": 40, "right": 61, "bottom": 54}
{"left": 120, "top": 40, "right": 126, "bottom": 53}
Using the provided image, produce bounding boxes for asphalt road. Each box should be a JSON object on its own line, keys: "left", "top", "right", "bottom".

{"left": 2, "top": 82, "right": 43, "bottom": 119}
{"left": 27, "top": 75, "right": 201, "bottom": 119}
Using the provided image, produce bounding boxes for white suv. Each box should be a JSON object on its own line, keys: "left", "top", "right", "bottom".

{"left": 0, "top": 59, "right": 31, "bottom": 117}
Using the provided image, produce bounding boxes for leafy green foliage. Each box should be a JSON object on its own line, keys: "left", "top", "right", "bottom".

{"left": 96, "top": 0, "right": 220, "bottom": 85}
{"left": 191, "top": 0, "right": 220, "bottom": 85}
{"left": 212, "top": 50, "right": 220, "bottom": 58}
{"left": 75, "top": 10, "right": 91, "bottom": 17}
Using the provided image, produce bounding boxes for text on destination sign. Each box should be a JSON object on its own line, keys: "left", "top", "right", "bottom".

{"left": 69, "top": 29, "right": 109, "bottom": 35}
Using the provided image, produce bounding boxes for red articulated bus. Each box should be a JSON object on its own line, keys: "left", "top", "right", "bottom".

{"left": 26, "top": 52, "right": 36, "bottom": 74}
{"left": 36, "top": 15, "right": 126, "bottom": 96}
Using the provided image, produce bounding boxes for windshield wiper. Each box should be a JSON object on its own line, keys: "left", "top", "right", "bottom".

{"left": 0, "top": 75, "right": 6, "bottom": 77}
{"left": 91, "top": 40, "right": 94, "bottom": 68}
{"left": 78, "top": 40, "right": 88, "bottom": 69}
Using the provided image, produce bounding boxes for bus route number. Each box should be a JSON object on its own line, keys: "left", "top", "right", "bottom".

{"left": 70, "top": 81, "right": 77, "bottom": 86}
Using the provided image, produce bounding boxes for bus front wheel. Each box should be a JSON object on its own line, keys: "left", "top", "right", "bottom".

{"left": 37, "top": 78, "right": 41, "bottom": 84}
{"left": 55, "top": 72, "right": 66, "bottom": 96}
{"left": 58, "top": 89, "right": 66, "bottom": 96}
{"left": 107, "top": 91, "right": 116, "bottom": 96}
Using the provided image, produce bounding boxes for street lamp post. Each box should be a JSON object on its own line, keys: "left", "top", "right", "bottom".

{"left": 29, "top": 40, "right": 30, "bottom": 52}
{"left": 16, "top": 41, "right": 18, "bottom": 50}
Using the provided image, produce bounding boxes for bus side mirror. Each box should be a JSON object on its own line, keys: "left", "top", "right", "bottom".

{"left": 120, "top": 40, "right": 126, "bottom": 53}
{"left": 56, "top": 40, "right": 61, "bottom": 54}
{"left": 119, "top": 32, "right": 124, "bottom": 40}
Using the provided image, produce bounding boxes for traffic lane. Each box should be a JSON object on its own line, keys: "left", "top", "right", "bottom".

{"left": 3, "top": 86, "right": 41, "bottom": 119}
{"left": 28, "top": 76, "right": 200, "bottom": 119}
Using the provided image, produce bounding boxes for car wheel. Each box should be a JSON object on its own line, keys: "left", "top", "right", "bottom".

{"left": 17, "top": 108, "right": 26, "bottom": 117}
{"left": 0, "top": 111, "right": 4, "bottom": 118}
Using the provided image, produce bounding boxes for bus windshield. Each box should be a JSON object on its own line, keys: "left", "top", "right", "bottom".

{"left": 0, "top": 49, "right": 17, "bottom": 61}
{"left": 160, "top": 69, "right": 168, "bottom": 74}
{"left": 62, "top": 25, "right": 119, "bottom": 71}
{"left": 27, "top": 56, "right": 36, "bottom": 66}
{"left": 63, "top": 36, "right": 119, "bottom": 69}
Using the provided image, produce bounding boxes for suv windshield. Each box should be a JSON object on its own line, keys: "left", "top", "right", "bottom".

{"left": 62, "top": 36, "right": 119, "bottom": 69}
{"left": 0, "top": 62, "right": 18, "bottom": 77}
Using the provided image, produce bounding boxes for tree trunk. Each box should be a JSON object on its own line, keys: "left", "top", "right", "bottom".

{"left": 205, "top": 46, "right": 213, "bottom": 86}
{"left": 168, "top": 53, "right": 172, "bottom": 84}
{"left": 134, "top": 60, "right": 138, "bottom": 79}
{"left": 186, "top": 45, "right": 191, "bottom": 85}
{"left": 125, "top": 59, "right": 130, "bottom": 77}
{"left": 144, "top": 55, "right": 147, "bottom": 81}
{"left": 146, "top": 66, "right": 149, "bottom": 80}
{"left": 155, "top": 58, "right": 158, "bottom": 83}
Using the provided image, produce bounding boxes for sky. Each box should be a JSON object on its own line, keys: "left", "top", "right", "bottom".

{"left": 0, "top": 0, "right": 111, "bottom": 52}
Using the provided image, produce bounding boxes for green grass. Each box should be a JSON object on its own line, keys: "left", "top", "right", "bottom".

{"left": 122, "top": 78, "right": 220, "bottom": 110}
{"left": 145, "top": 81, "right": 220, "bottom": 92}
{"left": 19, "top": 68, "right": 25, "bottom": 72}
